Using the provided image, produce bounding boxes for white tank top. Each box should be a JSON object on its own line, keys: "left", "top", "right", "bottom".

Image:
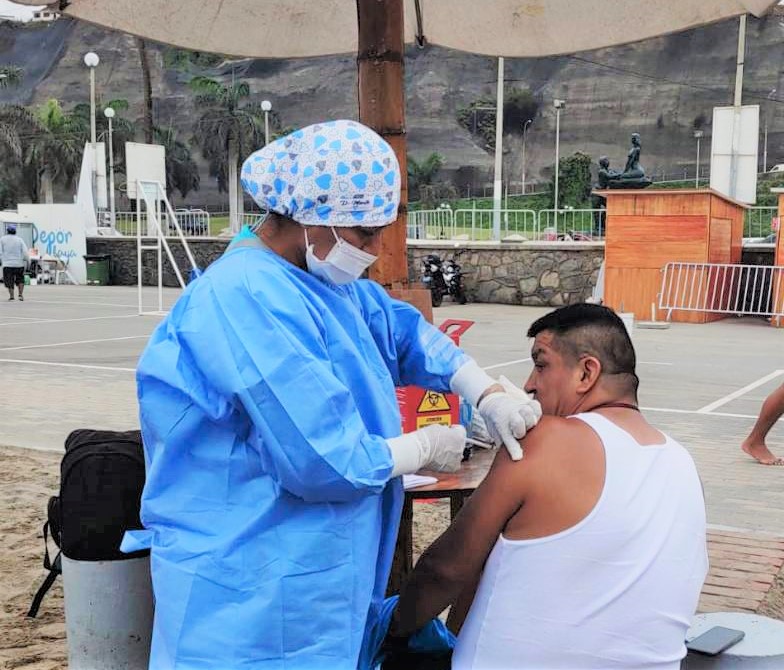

{"left": 452, "top": 412, "right": 708, "bottom": 670}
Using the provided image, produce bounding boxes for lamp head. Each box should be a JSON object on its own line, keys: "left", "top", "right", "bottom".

{"left": 261, "top": 100, "right": 272, "bottom": 112}
{"left": 694, "top": 130, "right": 704, "bottom": 139}
{"left": 84, "top": 52, "right": 100, "bottom": 68}
{"left": 553, "top": 99, "right": 566, "bottom": 110}
{"left": 103, "top": 107, "right": 115, "bottom": 119}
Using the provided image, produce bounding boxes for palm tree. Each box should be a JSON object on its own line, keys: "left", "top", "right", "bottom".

{"left": 189, "top": 75, "right": 266, "bottom": 231}
{"left": 0, "top": 104, "right": 35, "bottom": 162}
{"left": 24, "top": 99, "right": 85, "bottom": 203}
{"left": 408, "top": 152, "right": 444, "bottom": 202}
{"left": 154, "top": 126, "right": 200, "bottom": 199}
{"left": 136, "top": 38, "right": 154, "bottom": 144}
{"left": 0, "top": 65, "right": 23, "bottom": 89}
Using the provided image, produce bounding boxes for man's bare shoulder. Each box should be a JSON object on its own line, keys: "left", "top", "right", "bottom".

{"left": 519, "top": 415, "right": 596, "bottom": 457}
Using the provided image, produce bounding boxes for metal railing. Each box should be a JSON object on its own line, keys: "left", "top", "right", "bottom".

{"left": 453, "top": 209, "right": 538, "bottom": 241}
{"left": 114, "top": 209, "right": 212, "bottom": 237}
{"left": 744, "top": 207, "right": 777, "bottom": 240}
{"left": 407, "top": 209, "right": 456, "bottom": 240}
{"left": 537, "top": 209, "right": 604, "bottom": 241}
{"left": 407, "top": 208, "right": 603, "bottom": 242}
{"left": 659, "top": 262, "right": 784, "bottom": 323}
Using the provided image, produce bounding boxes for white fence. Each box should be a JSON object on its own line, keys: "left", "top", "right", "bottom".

{"left": 659, "top": 262, "right": 784, "bottom": 323}
{"left": 115, "top": 209, "right": 212, "bottom": 237}
{"left": 407, "top": 208, "right": 604, "bottom": 241}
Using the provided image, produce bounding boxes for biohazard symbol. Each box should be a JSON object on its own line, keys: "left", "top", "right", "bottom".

{"left": 417, "top": 391, "right": 451, "bottom": 413}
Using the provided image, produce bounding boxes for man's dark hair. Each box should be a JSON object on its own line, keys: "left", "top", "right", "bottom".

{"left": 527, "top": 303, "right": 639, "bottom": 394}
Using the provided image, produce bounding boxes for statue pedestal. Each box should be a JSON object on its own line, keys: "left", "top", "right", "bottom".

{"left": 596, "top": 188, "right": 746, "bottom": 323}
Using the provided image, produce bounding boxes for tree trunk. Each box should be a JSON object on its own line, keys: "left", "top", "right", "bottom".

{"left": 41, "top": 170, "right": 53, "bottom": 204}
{"left": 357, "top": 0, "right": 408, "bottom": 288}
{"left": 137, "top": 37, "right": 154, "bottom": 144}
{"left": 228, "top": 138, "right": 239, "bottom": 233}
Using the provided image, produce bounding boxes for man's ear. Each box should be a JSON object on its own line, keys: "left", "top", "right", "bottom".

{"left": 576, "top": 356, "right": 602, "bottom": 393}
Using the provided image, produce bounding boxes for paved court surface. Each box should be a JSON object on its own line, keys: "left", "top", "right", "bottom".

{"left": 2, "top": 284, "right": 784, "bottom": 541}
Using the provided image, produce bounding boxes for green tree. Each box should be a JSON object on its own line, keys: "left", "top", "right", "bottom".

{"left": 189, "top": 75, "right": 268, "bottom": 230}
{"left": 24, "top": 99, "right": 85, "bottom": 203}
{"left": 0, "top": 104, "right": 35, "bottom": 162}
{"left": 154, "top": 126, "right": 200, "bottom": 199}
{"left": 0, "top": 65, "right": 23, "bottom": 89}
{"left": 408, "top": 152, "right": 444, "bottom": 202}
{"left": 548, "top": 151, "right": 593, "bottom": 209}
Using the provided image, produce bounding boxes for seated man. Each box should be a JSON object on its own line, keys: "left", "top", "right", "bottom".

{"left": 390, "top": 303, "right": 708, "bottom": 670}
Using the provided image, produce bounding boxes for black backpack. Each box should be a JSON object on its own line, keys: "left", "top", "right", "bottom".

{"left": 27, "top": 429, "right": 148, "bottom": 618}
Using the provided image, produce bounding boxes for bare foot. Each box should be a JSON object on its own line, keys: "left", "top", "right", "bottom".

{"left": 742, "top": 440, "right": 784, "bottom": 466}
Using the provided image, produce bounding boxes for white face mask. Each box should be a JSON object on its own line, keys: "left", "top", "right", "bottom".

{"left": 305, "top": 227, "right": 378, "bottom": 285}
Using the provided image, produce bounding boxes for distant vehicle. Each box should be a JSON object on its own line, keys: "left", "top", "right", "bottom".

{"left": 768, "top": 164, "right": 784, "bottom": 173}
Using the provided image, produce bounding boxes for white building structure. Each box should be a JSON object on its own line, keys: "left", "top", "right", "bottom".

{"left": 0, "top": 0, "right": 58, "bottom": 22}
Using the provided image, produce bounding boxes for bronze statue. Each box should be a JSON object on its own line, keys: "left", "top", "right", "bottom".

{"left": 591, "top": 135, "right": 653, "bottom": 236}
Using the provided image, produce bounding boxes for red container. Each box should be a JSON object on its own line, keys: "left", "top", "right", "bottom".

{"left": 396, "top": 319, "right": 474, "bottom": 432}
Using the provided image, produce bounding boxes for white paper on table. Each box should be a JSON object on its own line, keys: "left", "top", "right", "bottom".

{"left": 402, "top": 474, "right": 438, "bottom": 490}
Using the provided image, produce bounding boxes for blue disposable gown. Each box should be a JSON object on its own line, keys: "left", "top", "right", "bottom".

{"left": 133, "top": 237, "right": 469, "bottom": 669}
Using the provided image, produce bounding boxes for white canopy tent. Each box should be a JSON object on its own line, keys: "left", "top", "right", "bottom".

{"left": 15, "top": 0, "right": 777, "bottom": 58}
{"left": 22, "top": 0, "right": 777, "bottom": 288}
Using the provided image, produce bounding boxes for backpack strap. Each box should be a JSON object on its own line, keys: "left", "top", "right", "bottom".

{"left": 27, "top": 522, "right": 62, "bottom": 618}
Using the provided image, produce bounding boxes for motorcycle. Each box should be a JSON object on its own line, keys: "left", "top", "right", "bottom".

{"left": 421, "top": 250, "right": 468, "bottom": 307}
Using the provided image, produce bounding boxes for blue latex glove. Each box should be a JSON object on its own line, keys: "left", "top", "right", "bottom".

{"left": 362, "top": 595, "right": 456, "bottom": 670}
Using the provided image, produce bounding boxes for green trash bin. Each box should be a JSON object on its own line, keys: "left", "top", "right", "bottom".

{"left": 84, "top": 254, "right": 111, "bottom": 286}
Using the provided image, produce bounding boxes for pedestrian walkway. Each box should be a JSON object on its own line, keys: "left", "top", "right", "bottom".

{"left": 701, "top": 530, "right": 784, "bottom": 613}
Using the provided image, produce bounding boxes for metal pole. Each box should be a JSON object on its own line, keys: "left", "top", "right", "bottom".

{"left": 764, "top": 118, "right": 768, "bottom": 173}
{"left": 264, "top": 110, "right": 270, "bottom": 146}
{"left": 108, "top": 117, "right": 116, "bottom": 230}
{"left": 492, "top": 57, "right": 504, "bottom": 241}
{"left": 695, "top": 135, "right": 700, "bottom": 188}
{"left": 554, "top": 107, "right": 561, "bottom": 211}
{"left": 522, "top": 119, "right": 531, "bottom": 195}
{"left": 89, "top": 68, "right": 97, "bottom": 146}
{"left": 729, "top": 14, "right": 746, "bottom": 199}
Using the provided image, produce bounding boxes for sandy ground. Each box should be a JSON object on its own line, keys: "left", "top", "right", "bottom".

{"left": 2, "top": 443, "right": 783, "bottom": 669}
{"left": 0, "top": 447, "right": 66, "bottom": 670}
{"left": 0, "top": 444, "right": 455, "bottom": 669}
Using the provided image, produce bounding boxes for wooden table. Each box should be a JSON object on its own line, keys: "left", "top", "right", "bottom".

{"left": 387, "top": 448, "right": 495, "bottom": 594}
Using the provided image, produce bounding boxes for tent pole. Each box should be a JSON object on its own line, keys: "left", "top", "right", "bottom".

{"left": 357, "top": 0, "right": 410, "bottom": 289}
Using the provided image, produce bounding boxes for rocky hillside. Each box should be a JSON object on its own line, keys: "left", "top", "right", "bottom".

{"left": 1, "top": 10, "right": 784, "bottom": 207}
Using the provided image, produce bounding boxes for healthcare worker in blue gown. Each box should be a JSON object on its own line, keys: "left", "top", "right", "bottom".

{"left": 131, "top": 120, "right": 542, "bottom": 669}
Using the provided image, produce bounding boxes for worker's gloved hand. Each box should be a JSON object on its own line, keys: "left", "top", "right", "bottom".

{"left": 387, "top": 424, "right": 467, "bottom": 478}
{"left": 450, "top": 360, "right": 542, "bottom": 460}
{"left": 477, "top": 388, "right": 541, "bottom": 461}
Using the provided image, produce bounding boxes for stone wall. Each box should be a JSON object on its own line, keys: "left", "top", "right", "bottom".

{"left": 408, "top": 242, "right": 605, "bottom": 306}
{"left": 89, "top": 237, "right": 606, "bottom": 306}
{"left": 87, "top": 237, "right": 229, "bottom": 287}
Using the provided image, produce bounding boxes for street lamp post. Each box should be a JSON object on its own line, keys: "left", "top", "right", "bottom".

{"left": 694, "top": 130, "right": 703, "bottom": 188}
{"left": 521, "top": 119, "right": 532, "bottom": 195}
{"left": 553, "top": 99, "right": 565, "bottom": 212}
{"left": 83, "top": 52, "right": 100, "bottom": 145}
{"left": 261, "top": 100, "right": 272, "bottom": 145}
{"left": 104, "top": 107, "right": 116, "bottom": 230}
{"left": 84, "top": 52, "right": 100, "bottom": 214}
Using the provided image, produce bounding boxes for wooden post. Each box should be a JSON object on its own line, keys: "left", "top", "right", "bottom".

{"left": 356, "top": 0, "right": 408, "bottom": 288}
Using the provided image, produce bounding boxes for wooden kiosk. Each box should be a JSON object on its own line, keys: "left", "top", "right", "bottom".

{"left": 597, "top": 188, "right": 747, "bottom": 323}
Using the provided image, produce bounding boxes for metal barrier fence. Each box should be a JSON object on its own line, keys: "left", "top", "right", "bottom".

{"left": 407, "top": 208, "right": 603, "bottom": 241}
{"left": 659, "top": 262, "right": 784, "bottom": 322}
{"left": 537, "top": 209, "right": 604, "bottom": 241}
{"left": 453, "top": 209, "right": 538, "bottom": 240}
{"left": 745, "top": 207, "right": 777, "bottom": 239}
{"left": 115, "top": 209, "right": 212, "bottom": 237}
